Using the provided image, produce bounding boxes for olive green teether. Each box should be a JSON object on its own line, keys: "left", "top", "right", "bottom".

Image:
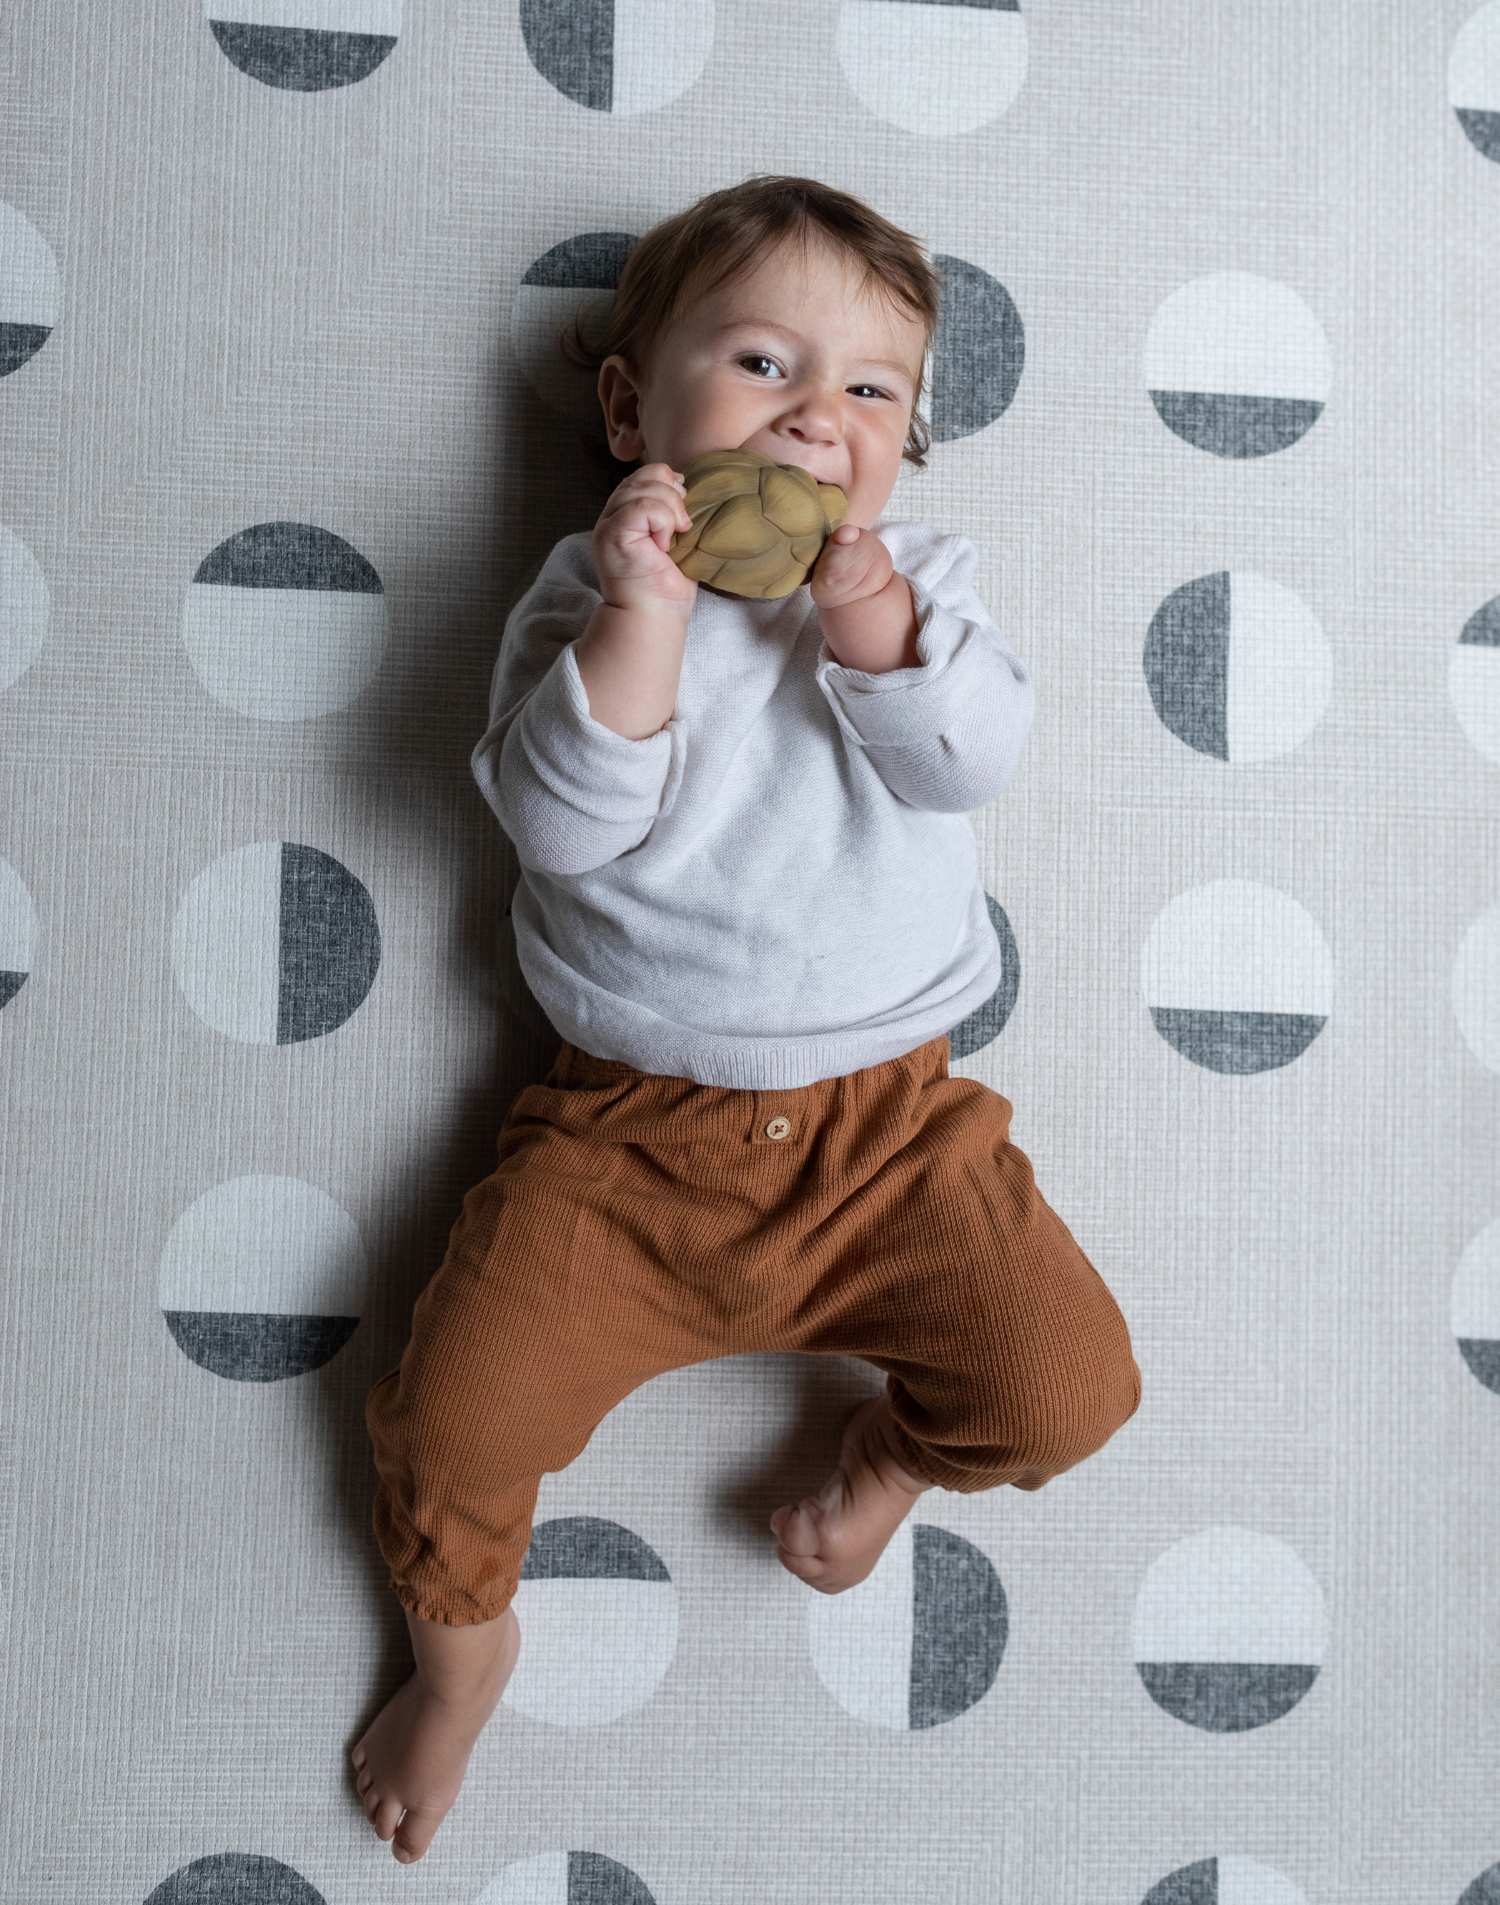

{"left": 668, "top": 448, "right": 849, "bottom": 599}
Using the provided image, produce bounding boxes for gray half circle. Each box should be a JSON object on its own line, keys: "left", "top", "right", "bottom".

{"left": 1149, "top": 391, "right": 1323, "bottom": 458}
{"left": 1137, "top": 1660, "right": 1318, "bottom": 1731}
{"left": 523, "top": 231, "right": 637, "bottom": 290}
{"left": 947, "top": 895, "right": 1020, "bottom": 1059}
{"left": 874, "top": 0, "right": 1019, "bottom": 8}
{"left": 568, "top": 1851, "right": 658, "bottom": 1904}
{"left": 277, "top": 843, "right": 381, "bottom": 1044}
{"left": 0, "top": 323, "right": 50, "bottom": 377}
{"left": 0, "top": 971, "right": 26, "bottom": 1010}
{"left": 1150, "top": 1008, "right": 1325, "bottom": 1074}
{"left": 909, "top": 1525, "right": 1007, "bottom": 1729}
{"left": 193, "top": 522, "right": 382, "bottom": 593}
{"left": 1460, "top": 597, "right": 1500, "bottom": 647}
{"left": 207, "top": 22, "right": 396, "bottom": 90}
{"left": 143, "top": 1851, "right": 328, "bottom": 1904}
{"left": 1141, "top": 1860, "right": 1218, "bottom": 1905}
{"left": 520, "top": 0, "right": 614, "bottom": 111}
{"left": 1457, "top": 110, "right": 1500, "bottom": 163}
{"left": 521, "top": 1515, "right": 670, "bottom": 1581}
{"left": 1458, "top": 1339, "right": 1500, "bottom": 1395}
{"left": 1144, "top": 572, "right": 1230, "bottom": 759}
{"left": 163, "top": 1312, "right": 359, "bottom": 1382}
{"left": 930, "top": 255, "right": 1024, "bottom": 443}
{"left": 1459, "top": 1864, "right": 1500, "bottom": 1905}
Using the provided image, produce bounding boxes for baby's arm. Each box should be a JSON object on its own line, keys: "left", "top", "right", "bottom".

{"left": 809, "top": 523, "right": 920, "bottom": 674}
{"left": 573, "top": 463, "right": 697, "bottom": 738}
{"left": 813, "top": 527, "right": 1036, "bottom": 814}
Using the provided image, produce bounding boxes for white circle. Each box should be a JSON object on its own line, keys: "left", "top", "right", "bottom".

{"left": 1452, "top": 1218, "right": 1500, "bottom": 1339}
{"left": 1144, "top": 273, "right": 1330, "bottom": 405}
{"left": 0, "top": 527, "right": 48, "bottom": 696}
{"left": 474, "top": 1853, "right": 568, "bottom": 1905}
{"left": 1450, "top": 605, "right": 1500, "bottom": 764}
{"left": 0, "top": 855, "right": 38, "bottom": 975}
{"left": 171, "top": 841, "right": 283, "bottom": 1043}
{"left": 0, "top": 201, "right": 60, "bottom": 328}
{"left": 503, "top": 1577, "right": 678, "bottom": 1727}
{"left": 183, "top": 526, "right": 388, "bottom": 723}
{"left": 1216, "top": 1859, "right": 1310, "bottom": 1905}
{"left": 806, "top": 1517, "right": 913, "bottom": 1730}
{"left": 1133, "top": 1526, "right": 1328, "bottom": 1666}
{"left": 1450, "top": 1, "right": 1500, "bottom": 109}
{"left": 1142, "top": 881, "right": 1334, "bottom": 1017}
{"left": 610, "top": 0, "right": 714, "bottom": 114}
{"left": 835, "top": 1, "right": 1028, "bottom": 137}
{"left": 1223, "top": 573, "right": 1331, "bottom": 762}
{"left": 1453, "top": 902, "right": 1500, "bottom": 1071}
{"left": 159, "top": 1175, "right": 366, "bottom": 1317}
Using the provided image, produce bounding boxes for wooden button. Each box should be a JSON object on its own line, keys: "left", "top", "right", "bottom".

{"left": 764, "top": 1116, "right": 791, "bottom": 1140}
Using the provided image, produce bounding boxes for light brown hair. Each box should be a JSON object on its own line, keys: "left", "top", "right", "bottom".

{"left": 562, "top": 175, "right": 941, "bottom": 474}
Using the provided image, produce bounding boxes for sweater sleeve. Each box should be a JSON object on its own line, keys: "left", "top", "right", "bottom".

{"left": 469, "top": 536, "right": 687, "bottom": 876}
{"left": 813, "top": 528, "right": 1036, "bottom": 814}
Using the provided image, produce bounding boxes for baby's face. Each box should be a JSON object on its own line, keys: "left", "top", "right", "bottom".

{"left": 603, "top": 238, "right": 927, "bottom": 528}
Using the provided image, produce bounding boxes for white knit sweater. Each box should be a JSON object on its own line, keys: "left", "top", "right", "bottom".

{"left": 470, "top": 518, "right": 1036, "bottom": 1088}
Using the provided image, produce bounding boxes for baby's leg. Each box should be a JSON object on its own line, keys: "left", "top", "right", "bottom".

{"left": 353, "top": 1102, "right": 714, "bottom": 1861}
{"left": 773, "top": 1065, "right": 1139, "bottom": 1591}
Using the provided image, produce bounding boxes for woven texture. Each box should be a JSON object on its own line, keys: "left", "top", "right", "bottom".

{"left": 1, "top": 1, "right": 1499, "bottom": 1900}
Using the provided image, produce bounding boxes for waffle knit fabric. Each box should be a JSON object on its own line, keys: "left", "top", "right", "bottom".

{"left": 366, "top": 1036, "right": 1140, "bottom": 1626}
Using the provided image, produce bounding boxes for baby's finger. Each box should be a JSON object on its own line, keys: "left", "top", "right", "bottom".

{"left": 604, "top": 482, "right": 692, "bottom": 537}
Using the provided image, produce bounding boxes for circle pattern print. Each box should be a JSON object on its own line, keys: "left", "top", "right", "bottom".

{"left": 476, "top": 1851, "right": 657, "bottom": 1905}
{"left": 948, "top": 895, "right": 1020, "bottom": 1059}
{"left": 0, "top": 856, "right": 38, "bottom": 1013}
{"left": 928, "top": 256, "right": 1024, "bottom": 443}
{"left": 205, "top": 0, "right": 400, "bottom": 91}
{"left": 0, "top": 526, "right": 48, "bottom": 697}
{"left": 503, "top": 1517, "right": 678, "bottom": 1726}
{"left": 1451, "top": 1, "right": 1500, "bottom": 161}
{"left": 1144, "top": 572, "right": 1331, "bottom": 762}
{"left": 1453, "top": 901, "right": 1500, "bottom": 1072}
{"left": 520, "top": 0, "right": 714, "bottom": 115}
{"left": 1452, "top": 1218, "right": 1500, "bottom": 1394}
{"left": 806, "top": 1519, "right": 1006, "bottom": 1730}
{"left": 1459, "top": 1865, "right": 1500, "bottom": 1905}
{"left": 170, "top": 841, "right": 380, "bottom": 1044}
{"left": 835, "top": 0, "right": 1027, "bottom": 137}
{"left": 144, "top": 1852, "right": 328, "bottom": 1904}
{"left": 1132, "top": 1526, "right": 1327, "bottom": 1731}
{"left": 1142, "top": 880, "right": 1333, "bottom": 1074}
{"left": 159, "top": 1175, "right": 365, "bottom": 1382}
{"left": 1140, "top": 1857, "right": 1309, "bottom": 1905}
{"left": 1143, "top": 273, "right": 1329, "bottom": 458}
{"left": 1450, "top": 595, "right": 1500, "bottom": 764}
{"left": 0, "top": 202, "right": 60, "bottom": 378}
{"left": 512, "top": 232, "right": 637, "bottom": 423}
{"left": 183, "top": 522, "right": 388, "bottom": 721}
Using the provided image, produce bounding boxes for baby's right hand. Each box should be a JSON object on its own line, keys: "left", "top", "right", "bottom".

{"left": 591, "top": 463, "right": 697, "bottom": 614}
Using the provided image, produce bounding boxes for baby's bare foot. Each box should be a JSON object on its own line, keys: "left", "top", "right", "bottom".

{"left": 770, "top": 1395, "right": 930, "bottom": 1593}
{"left": 350, "top": 1607, "right": 520, "bottom": 1864}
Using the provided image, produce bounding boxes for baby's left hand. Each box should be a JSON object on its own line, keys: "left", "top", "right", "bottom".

{"left": 808, "top": 524, "right": 893, "bottom": 611}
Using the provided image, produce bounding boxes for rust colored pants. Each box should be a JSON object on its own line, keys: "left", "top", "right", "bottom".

{"left": 365, "top": 1036, "right": 1140, "bottom": 1626}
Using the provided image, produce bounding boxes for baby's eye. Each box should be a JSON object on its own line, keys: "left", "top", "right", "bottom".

{"left": 848, "top": 384, "right": 891, "bottom": 401}
{"left": 738, "top": 354, "right": 784, "bottom": 378}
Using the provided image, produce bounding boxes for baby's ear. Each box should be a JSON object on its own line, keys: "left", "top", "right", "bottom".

{"left": 596, "top": 355, "right": 647, "bottom": 460}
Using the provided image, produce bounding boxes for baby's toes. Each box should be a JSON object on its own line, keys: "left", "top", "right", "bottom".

{"left": 769, "top": 1500, "right": 823, "bottom": 1556}
{"left": 393, "top": 1805, "right": 445, "bottom": 1864}
{"left": 369, "top": 1790, "right": 405, "bottom": 1843}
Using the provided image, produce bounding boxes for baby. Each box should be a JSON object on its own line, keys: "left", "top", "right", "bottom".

{"left": 351, "top": 176, "right": 1140, "bottom": 1863}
